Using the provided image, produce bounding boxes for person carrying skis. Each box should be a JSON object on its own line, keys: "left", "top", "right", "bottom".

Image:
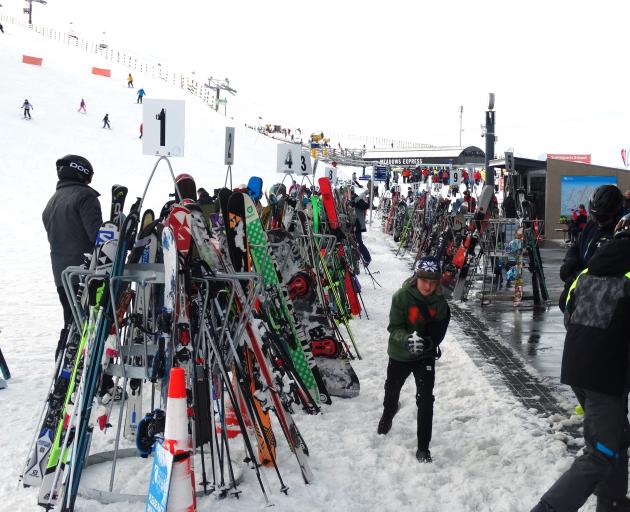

{"left": 352, "top": 189, "right": 372, "bottom": 266}
{"left": 559, "top": 185, "right": 624, "bottom": 311}
{"left": 531, "top": 226, "right": 630, "bottom": 512}
{"left": 21, "top": 99, "right": 33, "bottom": 119}
{"left": 137, "top": 88, "right": 146, "bottom": 104}
{"left": 378, "top": 256, "right": 451, "bottom": 463}
{"left": 42, "top": 155, "right": 102, "bottom": 360}
{"left": 127, "top": 73, "right": 134, "bottom": 88}
{"left": 102, "top": 113, "right": 111, "bottom": 129}
{"left": 352, "top": 171, "right": 364, "bottom": 188}
{"left": 77, "top": 98, "right": 86, "bottom": 113}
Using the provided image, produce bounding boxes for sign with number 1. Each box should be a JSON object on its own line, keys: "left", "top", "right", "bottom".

{"left": 142, "top": 99, "right": 185, "bottom": 157}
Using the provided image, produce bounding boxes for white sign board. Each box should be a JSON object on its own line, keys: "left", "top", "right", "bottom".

{"left": 276, "top": 143, "right": 302, "bottom": 174}
{"left": 224, "top": 127, "right": 235, "bottom": 165}
{"left": 450, "top": 168, "right": 462, "bottom": 186}
{"left": 142, "top": 99, "right": 185, "bottom": 157}
{"left": 299, "top": 151, "right": 313, "bottom": 176}
{"left": 325, "top": 166, "right": 337, "bottom": 184}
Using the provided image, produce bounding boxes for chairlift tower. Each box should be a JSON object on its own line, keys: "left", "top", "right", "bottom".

{"left": 24, "top": 0, "right": 46, "bottom": 25}
{"left": 204, "top": 77, "right": 237, "bottom": 113}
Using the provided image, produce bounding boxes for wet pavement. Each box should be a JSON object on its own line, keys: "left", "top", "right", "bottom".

{"left": 466, "top": 241, "right": 569, "bottom": 390}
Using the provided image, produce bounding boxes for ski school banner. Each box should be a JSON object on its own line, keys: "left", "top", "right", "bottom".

{"left": 547, "top": 154, "right": 591, "bottom": 164}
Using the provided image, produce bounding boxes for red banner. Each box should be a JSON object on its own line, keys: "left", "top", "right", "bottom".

{"left": 547, "top": 153, "right": 591, "bottom": 164}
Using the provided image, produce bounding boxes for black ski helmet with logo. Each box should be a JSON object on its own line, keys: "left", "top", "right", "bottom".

{"left": 56, "top": 154, "right": 94, "bottom": 183}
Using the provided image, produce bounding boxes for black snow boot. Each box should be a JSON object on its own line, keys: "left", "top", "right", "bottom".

{"left": 415, "top": 448, "right": 432, "bottom": 463}
{"left": 55, "top": 327, "right": 69, "bottom": 361}
{"left": 597, "top": 497, "right": 630, "bottom": 512}
{"left": 377, "top": 402, "right": 400, "bottom": 435}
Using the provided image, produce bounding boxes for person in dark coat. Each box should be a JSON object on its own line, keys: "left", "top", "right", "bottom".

{"left": 352, "top": 190, "right": 371, "bottom": 265}
{"left": 378, "top": 257, "right": 451, "bottom": 464}
{"left": 531, "top": 229, "right": 630, "bottom": 512}
{"left": 559, "top": 185, "right": 624, "bottom": 311}
{"left": 42, "top": 155, "right": 102, "bottom": 360}
{"left": 102, "top": 113, "right": 111, "bottom": 129}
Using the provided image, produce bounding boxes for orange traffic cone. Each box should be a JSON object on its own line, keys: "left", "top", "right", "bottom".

{"left": 164, "top": 367, "right": 196, "bottom": 512}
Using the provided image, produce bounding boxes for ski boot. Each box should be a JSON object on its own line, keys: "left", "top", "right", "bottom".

{"left": 377, "top": 402, "right": 400, "bottom": 435}
{"left": 415, "top": 448, "right": 432, "bottom": 463}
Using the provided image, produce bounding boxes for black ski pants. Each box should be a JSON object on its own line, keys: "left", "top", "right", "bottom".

{"left": 355, "top": 227, "right": 371, "bottom": 264}
{"left": 532, "top": 387, "right": 630, "bottom": 512}
{"left": 383, "top": 358, "right": 435, "bottom": 450}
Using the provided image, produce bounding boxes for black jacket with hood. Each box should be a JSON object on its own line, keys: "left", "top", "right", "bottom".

{"left": 560, "top": 236, "right": 630, "bottom": 395}
{"left": 42, "top": 179, "right": 102, "bottom": 287}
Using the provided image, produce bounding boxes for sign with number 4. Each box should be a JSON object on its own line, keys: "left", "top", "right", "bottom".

{"left": 142, "top": 99, "right": 185, "bottom": 157}
{"left": 277, "top": 143, "right": 302, "bottom": 173}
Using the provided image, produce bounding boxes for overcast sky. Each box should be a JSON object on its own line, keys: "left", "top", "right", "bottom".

{"left": 5, "top": 0, "right": 630, "bottom": 167}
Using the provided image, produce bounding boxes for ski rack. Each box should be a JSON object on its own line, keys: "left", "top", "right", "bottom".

{"left": 54, "top": 264, "right": 263, "bottom": 506}
{"left": 460, "top": 218, "right": 550, "bottom": 307}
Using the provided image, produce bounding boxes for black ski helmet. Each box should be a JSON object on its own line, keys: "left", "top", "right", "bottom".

{"left": 588, "top": 184, "right": 623, "bottom": 223}
{"left": 174, "top": 173, "right": 197, "bottom": 202}
{"left": 56, "top": 154, "right": 94, "bottom": 183}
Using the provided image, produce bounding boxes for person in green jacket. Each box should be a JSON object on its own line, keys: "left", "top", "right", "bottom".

{"left": 377, "top": 256, "right": 451, "bottom": 463}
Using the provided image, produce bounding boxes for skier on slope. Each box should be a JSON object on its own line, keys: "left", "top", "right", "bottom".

{"left": 21, "top": 99, "right": 33, "bottom": 119}
{"left": 378, "top": 256, "right": 451, "bottom": 463}
{"left": 42, "top": 155, "right": 102, "bottom": 361}
{"left": 559, "top": 185, "right": 624, "bottom": 311}
{"left": 137, "top": 88, "right": 146, "bottom": 104}
{"left": 102, "top": 113, "right": 111, "bottom": 129}
{"left": 77, "top": 98, "right": 86, "bottom": 113}
{"left": 531, "top": 225, "right": 630, "bottom": 512}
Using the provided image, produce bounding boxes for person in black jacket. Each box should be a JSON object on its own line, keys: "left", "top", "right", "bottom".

{"left": 559, "top": 185, "right": 624, "bottom": 311}
{"left": 42, "top": 155, "right": 102, "bottom": 360}
{"left": 351, "top": 190, "right": 371, "bottom": 265}
{"left": 531, "top": 229, "right": 630, "bottom": 512}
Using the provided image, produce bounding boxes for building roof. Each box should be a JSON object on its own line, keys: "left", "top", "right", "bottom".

{"left": 362, "top": 146, "right": 485, "bottom": 166}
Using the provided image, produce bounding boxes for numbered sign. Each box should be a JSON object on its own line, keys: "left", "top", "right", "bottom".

{"left": 224, "top": 127, "right": 235, "bottom": 165}
{"left": 300, "top": 150, "right": 313, "bottom": 176}
{"left": 276, "top": 143, "right": 302, "bottom": 173}
{"left": 325, "top": 166, "right": 337, "bottom": 184}
{"left": 142, "top": 99, "right": 185, "bottom": 157}
{"left": 450, "top": 168, "right": 461, "bottom": 185}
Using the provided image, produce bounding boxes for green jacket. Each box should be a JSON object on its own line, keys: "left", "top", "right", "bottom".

{"left": 387, "top": 278, "right": 451, "bottom": 362}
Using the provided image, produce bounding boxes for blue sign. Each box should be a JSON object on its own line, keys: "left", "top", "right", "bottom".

{"left": 374, "top": 166, "right": 388, "bottom": 181}
{"left": 146, "top": 442, "right": 173, "bottom": 512}
{"left": 358, "top": 174, "right": 371, "bottom": 181}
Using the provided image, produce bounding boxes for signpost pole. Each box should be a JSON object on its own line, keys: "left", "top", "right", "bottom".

{"left": 369, "top": 165, "right": 375, "bottom": 226}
